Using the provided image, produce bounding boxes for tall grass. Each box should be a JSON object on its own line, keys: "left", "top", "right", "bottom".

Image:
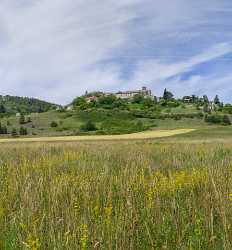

{"left": 0, "top": 141, "right": 232, "bottom": 249}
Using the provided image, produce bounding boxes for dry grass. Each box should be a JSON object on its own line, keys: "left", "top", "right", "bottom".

{"left": 0, "top": 129, "right": 194, "bottom": 143}
{"left": 1, "top": 141, "right": 232, "bottom": 249}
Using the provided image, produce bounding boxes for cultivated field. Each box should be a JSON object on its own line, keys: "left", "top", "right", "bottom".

{"left": 0, "top": 129, "right": 194, "bottom": 143}
{"left": 1, "top": 139, "right": 232, "bottom": 249}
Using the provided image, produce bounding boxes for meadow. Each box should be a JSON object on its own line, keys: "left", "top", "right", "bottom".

{"left": 1, "top": 139, "right": 232, "bottom": 249}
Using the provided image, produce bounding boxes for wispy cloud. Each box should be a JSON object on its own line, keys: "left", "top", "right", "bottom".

{"left": 0, "top": 0, "right": 231, "bottom": 104}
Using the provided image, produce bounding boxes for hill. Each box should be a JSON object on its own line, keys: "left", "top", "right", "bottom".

{"left": 0, "top": 90, "right": 232, "bottom": 139}
{"left": 0, "top": 95, "right": 58, "bottom": 115}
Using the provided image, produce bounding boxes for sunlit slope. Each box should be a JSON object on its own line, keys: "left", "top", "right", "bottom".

{"left": 0, "top": 129, "right": 195, "bottom": 142}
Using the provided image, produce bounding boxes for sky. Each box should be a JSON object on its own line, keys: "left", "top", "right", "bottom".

{"left": 0, "top": 0, "right": 232, "bottom": 104}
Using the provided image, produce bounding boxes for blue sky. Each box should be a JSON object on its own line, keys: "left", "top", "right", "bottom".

{"left": 0, "top": 0, "right": 232, "bottom": 104}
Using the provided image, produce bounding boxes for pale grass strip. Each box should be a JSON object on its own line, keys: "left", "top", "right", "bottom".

{"left": 0, "top": 129, "right": 195, "bottom": 143}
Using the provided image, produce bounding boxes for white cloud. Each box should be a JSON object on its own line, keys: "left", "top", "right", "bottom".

{"left": 0, "top": 0, "right": 231, "bottom": 103}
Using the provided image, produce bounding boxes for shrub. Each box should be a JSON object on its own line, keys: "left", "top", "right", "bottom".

{"left": 50, "top": 121, "right": 58, "bottom": 128}
{"left": 19, "top": 114, "right": 25, "bottom": 124}
{"left": 135, "top": 120, "right": 144, "bottom": 131}
{"left": 205, "top": 114, "right": 231, "bottom": 126}
{"left": 19, "top": 126, "right": 28, "bottom": 135}
{"left": 80, "top": 120, "right": 97, "bottom": 132}
{"left": 222, "top": 115, "right": 231, "bottom": 125}
{"left": 0, "top": 122, "right": 7, "bottom": 134}
{"left": 11, "top": 128, "right": 18, "bottom": 137}
{"left": 27, "top": 116, "right": 32, "bottom": 123}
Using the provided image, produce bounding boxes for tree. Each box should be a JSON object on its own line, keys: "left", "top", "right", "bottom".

{"left": 163, "top": 88, "right": 173, "bottom": 100}
{"left": 153, "top": 96, "right": 158, "bottom": 104}
{"left": 132, "top": 94, "right": 144, "bottom": 104}
{"left": 214, "top": 95, "right": 220, "bottom": 105}
{"left": 73, "top": 96, "right": 87, "bottom": 107}
{"left": 222, "top": 115, "right": 231, "bottom": 125}
{"left": 19, "top": 114, "right": 25, "bottom": 124}
{"left": 203, "top": 103, "right": 210, "bottom": 113}
{"left": 27, "top": 116, "right": 32, "bottom": 123}
{"left": 50, "top": 121, "right": 58, "bottom": 128}
{"left": 191, "top": 95, "right": 198, "bottom": 103}
{"left": 98, "top": 95, "right": 117, "bottom": 106}
{"left": 0, "top": 104, "right": 6, "bottom": 113}
{"left": 135, "top": 120, "right": 144, "bottom": 131}
{"left": 11, "top": 128, "right": 18, "bottom": 137}
{"left": 1, "top": 126, "right": 7, "bottom": 134}
{"left": 19, "top": 126, "right": 28, "bottom": 135}
{"left": 143, "top": 98, "right": 154, "bottom": 108}
{"left": 203, "top": 95, "right": 209, "bottom": 104}
{"left": 80, "top": 120, "right": 97, "bottom": 132}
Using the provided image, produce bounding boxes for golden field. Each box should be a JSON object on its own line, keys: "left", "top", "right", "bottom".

{"left": 0, "top": 129, "right": 194, "bottom": 143}
{"left": 1, "top": 140, "right": 232, "bottom": 249}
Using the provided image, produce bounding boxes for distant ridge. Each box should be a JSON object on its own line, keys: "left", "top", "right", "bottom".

{"left": 0, "top": 95, "right": 60, "bottom": 114}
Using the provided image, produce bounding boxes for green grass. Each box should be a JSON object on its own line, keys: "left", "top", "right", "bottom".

{"left": 157, "top": 126, "right": 232, "bottom": 143}
{"left": 0, "top": 110, "right": 158, "bottom": 137}
{"left": 1, "top": 141, "right": 232, "bottom": 249}
{"left": 0, "top": 104, "right": 231, "bottom": 139}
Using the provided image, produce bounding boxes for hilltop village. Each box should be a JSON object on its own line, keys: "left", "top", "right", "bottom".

{"left": 68, "top": 86, "right": 224, "bottom": 113}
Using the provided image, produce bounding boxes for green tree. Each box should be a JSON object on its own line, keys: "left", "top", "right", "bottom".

{"left": 27, "top": 116, "right": 32, "bottom": 123}
{"left": 50, "top": 121, "right": 58, "bottom": 128}
{"left": 19, "top": 126, "right": 28, "bottom": 135}
{"left": 80, "top": 120, "right": 97, "bottom": 132}
{"left": 163, "top": 88, "right": 174, "bottom": 100}
{"left": 203, "top": 95, "right": 209, "bottom": 104}
{"left": 143, "top": 98, "right": 154, "bottom": 108}
{"left": 203, "top": 104, "right": 210, "bottom": 113}
{"left": 1, "top": 126, "right": 7, "bottom": 134}
{"left": 214, "top": 95, "right": 220, "bottom": 105}
{"left": 11, "top": 128, "right": 18, "bottom": 137}
{"left": 135, "top": 120, "right": 144, "bottom": 131}
{"left": 222, "top": 115, "right": 231, "bottom": 125}
{"left": 19, "top": 114, "right": 25, "bottom": 124}
{"left": 98, "top": 95, "right": 117, "bottom": 106}
{"left": 0, "top": 104, "right": 6, "bottom": 113}
{"left": 132, "top": 94, "right": 144, "bottom": 104}
{"left": 222, "top": 104, "right": 232, "bottom": 114}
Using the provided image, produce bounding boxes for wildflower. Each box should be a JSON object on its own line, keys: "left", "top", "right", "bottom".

{"left": 146, "top": 187, "right": 154, "bottom": 209}
{"left": 22, "top": 234, "right": 40, "bottom": 250}
{"left": 104, "top": 203, "right": 113, "bottom": 226}
{"left": 228, "top": 193, "right": 232, "bottom": 201}
{"left": 80, "top": 224, "right": 88, "bottom": 250}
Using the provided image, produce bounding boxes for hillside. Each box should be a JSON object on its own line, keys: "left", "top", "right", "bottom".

{"left": 0, "top": 95, "right": 58, "bottom": 114}
{"left": 0, "top": 90, "right": 232, "bottom": 138}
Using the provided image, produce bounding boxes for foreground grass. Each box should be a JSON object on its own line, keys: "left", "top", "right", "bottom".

{"left": 1, "top": 141, "right": 232, "bottom": 249}
{"left": 0, "top": 129, "right": 194, "bottom": 143}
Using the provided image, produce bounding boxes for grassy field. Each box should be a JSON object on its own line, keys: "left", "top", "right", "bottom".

{"left": 1, "top": 138, "right": 232, "bottom": 249}
{"left": 0, "top": 110, "right": 158, "bottom": 137}
{"left": 0, "top": 107, "right": 212, "bottom": 137}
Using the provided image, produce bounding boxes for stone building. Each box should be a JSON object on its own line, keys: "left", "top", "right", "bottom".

{"left": 116, "top": 87, "right": 152, "bottom": 99}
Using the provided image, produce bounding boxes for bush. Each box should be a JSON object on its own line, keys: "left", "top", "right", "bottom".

{"left": 135, "top": 120, "right": 144, "bottom": 131}
{"left": 27, "top": 116, "right": 32, "bottom": 123}
{"left": 19, "top": 126, "right": 28, "bottom": 135}
{"left": 11, "top": 128, "right": 18, "bottom": 137}
{"left": 0, "top": 123, "right": 7, "bottom": 134}
{"left": 222, "top": 104, "right": 232, "bottom": 114}
{"left": 80, "top": 120, "right": 97, "bottom": 132}
{"left": 19, "top": 114, "right": 25, "bottom": 124}
{"left": 50, "top": 121, "right": 58, "bottom": 128}
{"left": 205, "top": 114, "right": 231, "bottom": 126}
{"left": 222, "top": 115, "right": 231, "bottom": 125}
